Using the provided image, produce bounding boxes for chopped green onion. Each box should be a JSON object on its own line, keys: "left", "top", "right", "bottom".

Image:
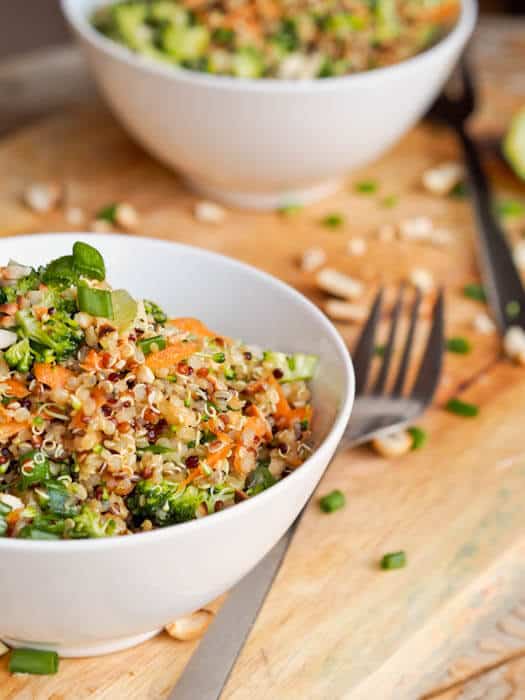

{"left": 186, "top": 440, "right": 196, "bottom": 448}
{"left": 200, "top": 430, "right": 217, "bottom": 445}
{"left": 224, "top": 368, "right": 236, "bottom": 380}
{"left": 445, "top": 398, "right": 479, "bottom": 417}
{"left": 355, "top": 180, "right": 378, "bottom": 194}
{"left": 374, "top": 344, "right": 386, "bottom": 357}
{"left": 380, "top": 194, "right": 398, "bottom": 208}
{"left": 506, "top": 300, "right": 521, "bottom": 320}
{"left": 381, "top": 551, "right": 406, "bottom": 570}
{"left": 450, "top": 181, "right": 468, "bottom": 199}
{"left": 72, "top": 242, "right": 106, "bottom": 281}
{"left": 278, "top": 203, "right": 303, "bottom": 216}
{"left": 496, "top": 199, "right": 525, "bottom": 219}
{"left": 319, "top": 489, "right": 345, "bottom": 513}
{"left": 0, "top": 501, "right": 12, "bottom": 517}
{"left": 9, "top": 648, "right": 59, "bottom": 675}
{"left": 446, "top": 337, "right": 471, "bottom": 354}
{"left": 407, "top": 426, "right": 427, "bottom": 450}
{"left": 96, "top": 203, "right": 118, "bottom": 223}
{"left": 463, "top": 283, "right": 486, "bottom": 302}
{"left": 32, "top": 415, "right": 44, "bottom": 428}
{"left": 137, "top": 336, "right": 166, "bottom": 355}
{"left": 212, "top": 352, "right": 225, "bottom": 363}
{"left": 321, "top": 213, "right": 345, "bottom": 229}
{"left": 77, "top": 284, "right": 113, "bottom": 319}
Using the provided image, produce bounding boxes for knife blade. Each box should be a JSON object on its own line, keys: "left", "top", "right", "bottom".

{"left": 168, "top": 525, "right": 296, "bottom": 700}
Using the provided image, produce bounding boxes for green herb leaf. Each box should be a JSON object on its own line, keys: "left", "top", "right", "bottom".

{"left": 463, "top": 283, "right": 486, "bottom": 302}
{"left": 445, "top": 398, "right": 479, "bottom": 418}
{"left": 72, "top": 242, "right": 106, "bottom": 281}
{"left": 245, "top": 464, "right": 276, "bottom": 496}
{"left": 407, "top": 426, "right": 427, "bottom": 450}
{"left": 446, "top": 337, "right": 471, "bottom": 354}
{"left": 42, "top": 255, "right": 78, "bottom": 287}
{"left": 319, "top": 489, "right": 345, "bottom": 513}
{"left": 381, "top": 551, "right": 406, "bottom": 570}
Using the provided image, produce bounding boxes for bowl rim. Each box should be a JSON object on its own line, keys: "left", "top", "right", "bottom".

{"left": 61, "top": 0, "right": 478, "bottom": 94}
{"left": 0, "top": 232, "right": 355, "bottom": 551}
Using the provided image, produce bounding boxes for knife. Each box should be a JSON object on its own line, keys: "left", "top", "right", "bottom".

{"left": 168, "top": 525, "right": 296, "bottom": 700}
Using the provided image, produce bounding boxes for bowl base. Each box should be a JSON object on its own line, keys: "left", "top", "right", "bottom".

{"left": 184, "top": 176, "right": 343, "bottom": 211}
{"left": 2, "top": 628, "right": 161, "bottom": 658}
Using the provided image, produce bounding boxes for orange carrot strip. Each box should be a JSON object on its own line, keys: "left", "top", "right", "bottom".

{"left": 268, "top": 375, "right": 292, "bottom": 419}
{"left": 146, "top": 342, "right": 199, "bottom": 371}
{"left": 0, "top": 421, "right": 29, "bottom": 441}
{"left": 34, "top": 363, "right": 73, "bottom": 390}
{"left": 168, "top": 317, "right": 218, "bottom": 338}
{"left": 80, "top": 349, "right": 101, "bottom": 371}
{"left": 245, "top": 405, "right": 272, "bottom": 440}
{"left": 206, "top": 433, "right": 233, "bottom": 467}
{"left": 0, "top": 379, "right": 29, "bottom": 398}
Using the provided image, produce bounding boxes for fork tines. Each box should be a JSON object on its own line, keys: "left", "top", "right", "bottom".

{"left": 353, "top": 286, "right": 444, "bottom": 402}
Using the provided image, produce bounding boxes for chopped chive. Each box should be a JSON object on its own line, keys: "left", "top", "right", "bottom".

{"left": 212, "top": 352, "right": 225, "bottom": 363}
{"left": 506, "top": 300, "right": 521, "bottom": 320}
{"left": 446, "top": 337, "right": 471, "bottom": 354}
{"left": 137, "top": 335, "right": 166, "bottom": 355}
{"left": 9, "top": 648, "right": 59, "bottom": 675}
{"left": 278, "top": 203, "right": 303, "bottom": 216}
{"left": 355, "top": 180, "right": 378, "bottom": 194}
{"left": 380, "top": 194, "right": 398, "bottom": 208}
{"left": 374, "top": 344, "right": 386, "bottom": 357}
{"left": 445, "top": 398, "right": 479, "bottom": 417}
{"left": 496, "top": 199, "right": 525, "bottom": 219}
{"left": 319, "top": 489, "right": 345, "bottom": 513}
{"left": 381, "top": 551, "right": 406, "bottom": 570}
{"left": 463, "top": 283, "right": 486, "bottom": 302}
{"left": 450, "top": 181, "right": 468, "bottom": 199}
{"left": 77, "top": 284, "right": 113, "bottom": 319}
{"left": 407, "top": 426, "right": 427, "bottom": 450}
{"left": 96, "top": 203, "right": 118, "bottom": 223}
{"left": 321, "top": 213, "right": 345, "bottom": 229}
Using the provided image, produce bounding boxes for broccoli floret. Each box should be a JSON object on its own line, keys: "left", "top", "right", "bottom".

{"left": 15, "top": 269, "right": 41, "bottom": 294}
{"left": 127, "top": 480, "right": 208, "bottom": 527}
{"left": 144, "top": 299, "right": 167, "bottom": 324}
{"left": 245, "top": 463, "right": 276, "bottom": 496}
{"left": 4, "top": 338, "right": 32, "bottom": 372}
{"left": 15, "top": 308, "right": 83, "bottom": 363}
{"left": 19, "top": 504, "right": 115, "bottom": 540}
{"left": 71, "top": 505, "right": 116, "bottom": 538}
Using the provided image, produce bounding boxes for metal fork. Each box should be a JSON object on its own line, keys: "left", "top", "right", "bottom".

{"left": 429, "top": 56, "right": 525, "bottom": 332}
{"left": 169, "top": 287, "right": 444, "bottom": 700}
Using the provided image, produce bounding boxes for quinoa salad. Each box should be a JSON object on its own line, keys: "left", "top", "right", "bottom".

{"left": 0, "top": 242, "right": 317, "bottom": 540}
{"left": 92, "top": 0, "right": 461, "bottom": 80}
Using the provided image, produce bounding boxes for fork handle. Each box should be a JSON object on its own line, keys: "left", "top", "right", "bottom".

{"left": 457, "top": 124, "right": 525, "bottom": 331}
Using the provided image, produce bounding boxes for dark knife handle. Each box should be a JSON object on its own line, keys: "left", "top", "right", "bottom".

{"left": 457, "top": 124, "right": 525, "bottom": 331}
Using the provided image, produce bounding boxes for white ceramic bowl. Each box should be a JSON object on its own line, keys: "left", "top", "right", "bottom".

{"left": 61, "top": 0, "right": 477, "bottom": 210}
{"left": 0, "top": 233, "right": 354, "bottom": 657}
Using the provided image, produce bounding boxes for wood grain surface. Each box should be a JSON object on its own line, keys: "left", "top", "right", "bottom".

{"left": 0, "top": 17, "right": 525, "bottom": 700}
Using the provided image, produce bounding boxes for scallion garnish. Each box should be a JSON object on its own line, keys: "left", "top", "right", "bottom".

{"left": 463, "top": 283, "right": 486, "bottom": 302}
{"left": 77, "top": 284, "right": 113, "bottom": 319}
{"left": 96, "top": 203, "right": 118, "bottom": 224}
{"left": 319, "top": 489, "right": 345, "bottom": 513}
{"left": 407, "top": 426, "right": 426, "bottom": 450}
{"left": 445, "top": 398, "right": 479, "bottom": 417}
{"left": 212, "top": 352, "right": 225, "bottom": 363}
{"left": 506, "top": 300, "right": 521, "bottom": 320}
{"left": 321, "top": 213, "right": 345, "bottom": 229}
{"left": 355, "top": 180, "right": 378, "bottom": 194}
{"left": 9, "top": 648, "right": 59, "bottom": 675}
{"left": 381, "top": 551, "right": 406, "bottom": 570}
{"left": 137, "top": 336, "right": 166, "bottom": 355}
{"left": 446, "top": 337, "right": 471, "bottom": 354}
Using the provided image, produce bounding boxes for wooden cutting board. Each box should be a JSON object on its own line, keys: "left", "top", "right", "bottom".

{"left": 1, "top": 17, "right": 525, "bottom": 700}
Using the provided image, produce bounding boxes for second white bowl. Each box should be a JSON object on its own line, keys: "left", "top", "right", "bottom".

{"left": 61, "top": 0, "right": 477, "bottom": 210}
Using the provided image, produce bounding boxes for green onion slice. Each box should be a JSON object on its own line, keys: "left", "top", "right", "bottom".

{"left": 137, "top": 335, "right": 166, "bottom": 355}
{"left": 9, "top": 648, "right": 59, "bottom": 675}
{"left": 319, "top": 489, "right": 345, "bottom": 513}
{"left": 445, "top": 398, "right": 479, "bottom": 417}
{"left": 381, "top": 551, "right": 406, "bottom": 570}
{"left": 77, "top": 284, "right": 113, "bottom": 319}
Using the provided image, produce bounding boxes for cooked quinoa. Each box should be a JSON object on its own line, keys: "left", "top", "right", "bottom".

{"left": 0, "top": 242, "right": 317, "bottom": 539}
{"left": 92, "top": 0, "right": 460, "bottom": 79}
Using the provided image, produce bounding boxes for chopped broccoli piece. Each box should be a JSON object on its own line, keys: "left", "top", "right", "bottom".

{"left": 127, "top": 480, "right": 208, "bottom": 526}
{"left": 144, "top": 299, "right": 168, "bottom": 324}
{"left": 71, "top": 505, "right": 116, "bottom": 538}
{"left": 4, "top": 338, "right": 32, "bottom": 372}
{"left": 15, "top": 308, "right": 83, "bottom": 363}
{"left": 41, "top": 255, "right": 78, "bottom": 287}
{"left": 14, "top": 268, "right": 41, "bottom": 294}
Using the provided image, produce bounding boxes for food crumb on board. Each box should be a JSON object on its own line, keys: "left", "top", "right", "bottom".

{"left": 114, "top": 202, "right": 140, "bottom": 230}
{"left": 422, "top": 162, "right": 464, "bottom": 196}
{"left": 473, "top": 313, "right": 496, "bottom": 335}
{"left": 23, "top": 182, "right": 62, "bottom": 214}
{"left": 194, "top": 200, "right": 226, "bottom": 224}
{"left": 399, "top": 216, "right": 433, "bottom": 242}
{"left": 324, "top": 299, "right": 367, "bottom": 323}
{"left": 346, "top": 238, "right": 367, "bottom": 256}
{"left": 300, "top": 246, "right": 326, "bottom": 272}
{"left": 503, "top": 326, "right": 525, "bottom": 365}
{"left": 165, "top": 610, "right": 214, "bottom": 641}
{"left": 408, "top": 267, "right": 434, "bottom": 293}
{"left": 65, "top": 206, "right": 86, "bottom": 227}
{"left": 377, "top": 223, "right": 397, "bottom": 241}
{"left": 371, "top": 430, "right": 412, "bottom": 458}
{"left": 316, "top": 268, "right": 363, "bottom": 299}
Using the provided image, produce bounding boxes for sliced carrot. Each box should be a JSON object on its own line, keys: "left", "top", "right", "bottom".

{"left": 33, "top": 306, "right": 48, "bottom": 320}
{"left": 0, "top": 407, "right": 29, "bottom": 441}
{"left": 245, "top": 405, "right": 272, "bottom": 440}
{"left": 287, "top": 404, "right": 313, "bottom": 427}
{"left": 268, "top": 375, "right": 292, "bottom": 419}
{"left": 80, "top": 349, "right": 102, "bottom": 371}
{"left": 146, "top": 342, "right": 199, "bottom": 371}
{"left": 0, "top": 379, "right": 29, "bottom": 398}
{"left": 91, "top": 386, "right": 107, "bottom": 409}
{"left": 206, "top": 433, "right": 233, "bottom": 467}
{"left": 70, "top": 410, "right": 86, "bottom": 431}
{"left": 34, "top": 363, "right": 73, "bottom": 390}
{"left": 167, "top": 317, "right": 218, "bottom": 338}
